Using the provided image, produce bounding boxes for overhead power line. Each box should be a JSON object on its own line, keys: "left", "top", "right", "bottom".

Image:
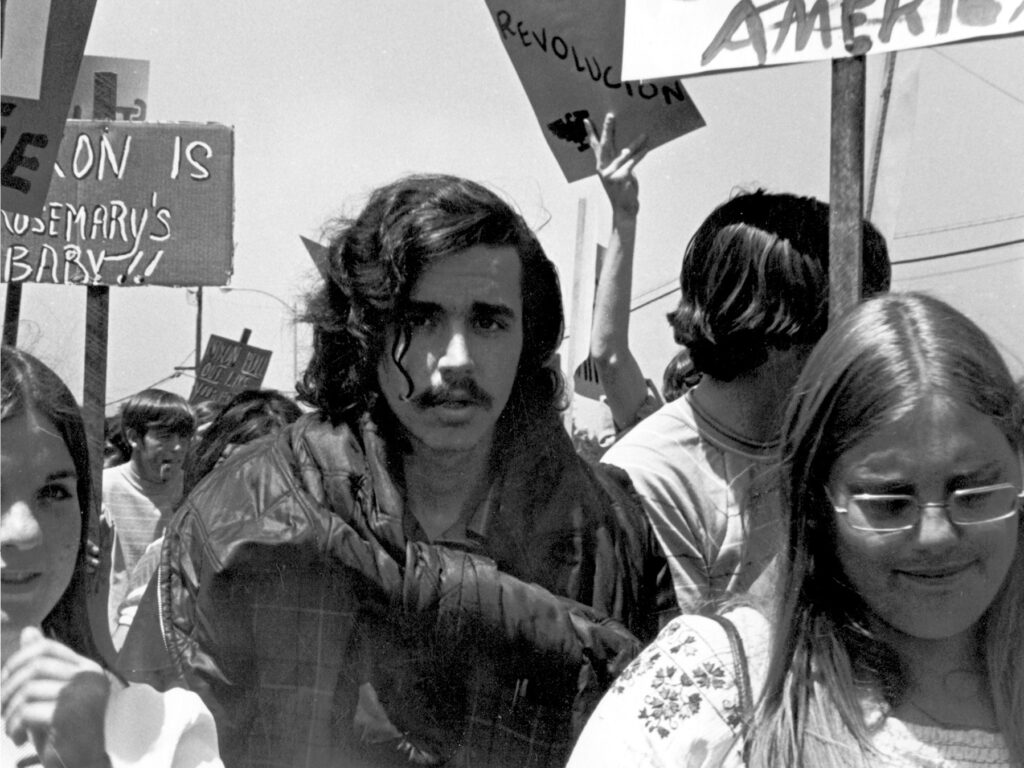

{"left": 930, "top": 49, "right": 1024, "bottom": 109}
{"left": 623, "top": 237, "right": 1024, "bottom": 315}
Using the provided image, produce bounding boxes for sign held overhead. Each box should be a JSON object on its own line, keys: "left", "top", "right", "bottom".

{"left": 486, "top": 0, "right": 704, "bottom": 182}
{"left": 1, "top": 0, "right": 98, "bottom": 216}
{"left": 2, "top": 121, "right": 234, "bottom": 287}
{"left": 622, "top": 0, "right": 1024, "bottom": 81}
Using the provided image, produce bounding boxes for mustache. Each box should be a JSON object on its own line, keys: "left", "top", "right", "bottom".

{"left": 409, "top": 379, "right": 494, "bottom": 409}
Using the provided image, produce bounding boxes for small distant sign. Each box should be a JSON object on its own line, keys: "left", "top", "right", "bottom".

{"left": 1, "top": 121, "right": 234, "bottom": 287}
{"left": 1, "top": 0, "right": 98, "bottom": 216}
{"left": 190, "top": 334, "right": 272, "bottom": 406}
{"left": 69, "top": 56, "right": 150, "bottom": 121}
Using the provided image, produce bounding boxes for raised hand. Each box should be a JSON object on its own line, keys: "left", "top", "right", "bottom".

{"left": 585, "top": 113, "right": 649, "bottom": 216}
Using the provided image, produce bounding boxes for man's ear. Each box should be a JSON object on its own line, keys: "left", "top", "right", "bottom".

{"left": 124, "top": 427, "right": 143, "bottom": 449}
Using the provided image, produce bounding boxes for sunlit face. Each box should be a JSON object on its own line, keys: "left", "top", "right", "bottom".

{"left": 1, "top": 409, "right": 83, "bottom": 631}
{"left": 128, "top": 425, "right": 187, "bottom": 484}
{"left": 377, "top": 245, "right": 524, "bottom": 456}
{"left": 828, "top": 399, "right": 1020, "bottom": 641}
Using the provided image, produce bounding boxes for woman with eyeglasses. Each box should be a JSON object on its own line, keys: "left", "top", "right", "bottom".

{"left": 567, "top": 292, "right": 1023, "bottom": 767}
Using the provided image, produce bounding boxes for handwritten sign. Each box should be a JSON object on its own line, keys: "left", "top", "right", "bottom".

{"left": 1, "top": 0, "right": 97, "bottom": 216}
{"left": 189, "top": 334, "right": 272, "bottom": 405}
{"left": 622, "top": 0, "right": 1024, "bottom": 81}
{"left": 485, "top": 0, "right": 704, "bottom": 182}
{"left": 1, "top": 121, "right": 234, "bottom": 287}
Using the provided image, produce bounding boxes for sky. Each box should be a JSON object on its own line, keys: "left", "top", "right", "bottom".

{"left": 3, "top": 1, "right": 1022, "bottom": 410}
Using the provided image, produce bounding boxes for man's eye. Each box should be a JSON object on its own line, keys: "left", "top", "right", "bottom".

{"left": 407, "top": 313, "right": 436, "bottom": 329}
{"left": 475, "top": 316, "right": 506, "bottom": 332}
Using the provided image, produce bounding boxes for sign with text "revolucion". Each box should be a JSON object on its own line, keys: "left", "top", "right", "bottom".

{"left": 2, "top": 121, "right": 233, "bottom": 287}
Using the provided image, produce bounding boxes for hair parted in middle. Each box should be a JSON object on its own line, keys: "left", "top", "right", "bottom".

{"left": 1, "top": 346, "right": 107, "bottom": 667}
{"left": 748, "top": 292, "right": 1024, "bottom": 767}
{"left": 666, "top": 189, "right": 891, "bottom": 382}
{"left": 298, "top": 173, "right": 566, "bottom": 430}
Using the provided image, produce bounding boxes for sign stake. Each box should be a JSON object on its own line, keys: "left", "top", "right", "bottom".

{"left": 829, "top": 55, "right": 866, "bottom": 324}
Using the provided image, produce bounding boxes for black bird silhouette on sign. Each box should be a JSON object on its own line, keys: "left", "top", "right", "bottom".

{"left": 547, "top": 110, "right": 591, "bottom": 153}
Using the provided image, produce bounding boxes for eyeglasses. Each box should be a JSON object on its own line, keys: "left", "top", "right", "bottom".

{"left": 829, "top": 483, "right": 1023, "bottom": 533}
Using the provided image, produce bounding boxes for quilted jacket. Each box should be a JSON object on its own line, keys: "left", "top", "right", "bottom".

{"left": 119, "top": 412, "right": 665, "bottom": 767}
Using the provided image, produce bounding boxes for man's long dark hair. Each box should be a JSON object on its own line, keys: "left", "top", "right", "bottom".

{"left": 298, "top": 174, "right": 566, "bottom": 436}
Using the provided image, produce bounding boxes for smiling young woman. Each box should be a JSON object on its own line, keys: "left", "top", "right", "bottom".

{"left": 1, "top": 346, "right": 224, "bottom": 768}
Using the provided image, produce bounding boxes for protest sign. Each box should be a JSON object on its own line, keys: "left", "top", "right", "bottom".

{"left": 485, "top": 0, "right": 705, "bottom": 182}
{"left": 1, "top": 0, "right": 98, "bottom": 216}
{"left": 190, "top": 333, "right": 272, "bottom": 405}
{"left": 622, "top": 0, "right": 1024, "bottom": 81}
{"left": 1, "top": 121, "right": 234, "bottom": 287}
{"left": 69, "top": 56, "right": 150, "bottom": 121}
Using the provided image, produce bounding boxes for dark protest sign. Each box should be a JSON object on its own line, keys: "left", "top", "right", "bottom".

{"left": 623, "top": 0, "right": 1024, "bottom": 80}
{"left": 1, "top": 121, "right": 234, "bottom": 287}
{"left": 190, "top": 333, "right": 272, "bottom": 405}
{"left": 1, "top": 0, "right": 98, "bottom": 216}
{"left": 485, "top": 0, "right": 705, "bottom": 182}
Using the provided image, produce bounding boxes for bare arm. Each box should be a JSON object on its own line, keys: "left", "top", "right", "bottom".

{"left": 586, "top": 113, "right": 651, "bottom": 430}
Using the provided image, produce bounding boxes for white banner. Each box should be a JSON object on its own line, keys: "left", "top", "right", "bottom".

{"left": 623, "top": 0, "right": 1024, "bottom": 81}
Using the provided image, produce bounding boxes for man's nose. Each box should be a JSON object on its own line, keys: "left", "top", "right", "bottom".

{"left": 438, "top": 327, "right": 473, "bottom": 376}
{"left": 0, "top": 501, "right": 43, "bottom": 551}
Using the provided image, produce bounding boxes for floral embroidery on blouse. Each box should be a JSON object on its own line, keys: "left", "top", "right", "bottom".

{"left": 612, "top": 618, "right": 746, "bottom": 739}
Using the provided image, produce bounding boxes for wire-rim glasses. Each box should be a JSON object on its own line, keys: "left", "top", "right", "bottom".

{"left": 828, "top": 483, "right": 1023, "bottom": 534}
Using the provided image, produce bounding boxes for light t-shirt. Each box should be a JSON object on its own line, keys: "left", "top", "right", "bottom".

{"left": 601, "top": 390, "right": 783, "bottom": 613}
{"left": 102, "top": 462, "right": 183, "bottom": 636}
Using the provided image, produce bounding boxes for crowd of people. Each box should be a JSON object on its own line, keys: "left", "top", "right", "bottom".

{"left": 2, "top": 114, "right": 1021, "bottom": 768}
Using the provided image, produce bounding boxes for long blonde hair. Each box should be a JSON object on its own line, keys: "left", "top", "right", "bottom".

{"left": 748, "top": 293, "right": 1024, "bottom": 767}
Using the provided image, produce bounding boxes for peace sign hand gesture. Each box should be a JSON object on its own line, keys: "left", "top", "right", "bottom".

{"left": 585, "top": 113, "right": 649, "bottom": 216}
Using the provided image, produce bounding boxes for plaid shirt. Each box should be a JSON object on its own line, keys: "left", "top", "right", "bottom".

{"left": 120, "top": 412, "right": 659, "bottom": 767}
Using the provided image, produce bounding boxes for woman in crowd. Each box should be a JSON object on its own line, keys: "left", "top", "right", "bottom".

{"left": 181, "top": 388, "right": 303, "bottom": 497}
{"left": 568, "top": 293, "right": 1023, "bottom": 767}
{"left": 1, "top": 346, "right": 223, "bottom": 767}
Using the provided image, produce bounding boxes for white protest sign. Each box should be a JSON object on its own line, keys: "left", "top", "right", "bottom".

{"left": 485, "top": 0, "right": 705, "bottom": 182}
{"left": 622, "top": 0, "right": 1024, "bottom": 81}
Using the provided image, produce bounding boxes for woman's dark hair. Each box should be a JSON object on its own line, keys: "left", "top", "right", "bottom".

{"left": 297, "top": 173, "right": 565, "bottom": 431}
{"left": 666, "top": 189, "right": 891, "bottom": 381}
{"left": 1, "top": 346, "right": 106, "bottom": 665}
{"left": 103, "top": 413, "right": 132, "bottom": 467}
{"left": 182, "top": 389, "right": 303, "bottom": 496}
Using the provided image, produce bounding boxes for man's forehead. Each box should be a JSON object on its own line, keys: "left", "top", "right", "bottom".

{"left": 409, "top": 245, "right": 522, "bottom": 309}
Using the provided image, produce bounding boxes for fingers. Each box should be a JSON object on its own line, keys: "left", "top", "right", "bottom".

{"left": 2, "top": 635, "right": 102, "bottom": 713}
{"left": 86, "top": 540, "right": 101, "bottom": 572}
{"left": 588, "top": 113, "right": 619, "bottom": 169}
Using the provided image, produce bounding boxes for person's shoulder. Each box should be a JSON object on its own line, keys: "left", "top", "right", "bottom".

{"left": 601, "top": 397, "right": 700, "bottom": 472}
{"left": 569, "top": 611, "right": 755, "bottom": 768}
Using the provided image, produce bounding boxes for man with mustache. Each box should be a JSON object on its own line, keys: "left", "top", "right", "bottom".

{"left": 120, "top": 174, "right": 664, "bottom": 768}
{"left": 99, "top": 389, "right": 195, "bottom": 646}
